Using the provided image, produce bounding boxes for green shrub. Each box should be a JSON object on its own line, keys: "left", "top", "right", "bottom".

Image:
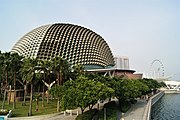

{"left": 99, "top": 101, "right": 117, "bottom": 120}
{"left": 104, "top": 101, "right": 116, "bottom": 109}
{"left": 75, "top": 109, "right": 98, "bottom": 120}
{"left": 120, "top": 101, "right": 131, "bottom": 113}
{"left": 130, "top": 99, "right": 137, "bottom": 104}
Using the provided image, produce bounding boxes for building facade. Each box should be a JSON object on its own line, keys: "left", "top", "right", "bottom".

{"left": 11, "top": 23, "right": 142, "bottom": 79}
{"left": 114, "top": 56, "right": 130, "bottom": 69}
{"left": 11, "top": 23, "right": 115, "bottom": 69}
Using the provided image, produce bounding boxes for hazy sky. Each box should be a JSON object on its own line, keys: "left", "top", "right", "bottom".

{"left": 0, "top": 0, "right": 180, "bottom": 80}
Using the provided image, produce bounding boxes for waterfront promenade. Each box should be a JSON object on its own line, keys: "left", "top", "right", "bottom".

{"left": 122, "top": 99, "right": 147, "bottom": 120}
{"left": 121, "top": 91, "right": 164, "bottom": 120}
{"left": 8, "top": 96, "right": 157, "bottom": 120}
{"left": 8, "top": 99, "right": 147, "bottom": 120}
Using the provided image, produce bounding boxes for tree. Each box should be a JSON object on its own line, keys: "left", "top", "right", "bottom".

{"left": 38, "top": 59, "right": 53, "bottom": 105}
{"left": 51, "top": 57, "right": 71, "bottom": 85}
{"left": 112, "top": 78, "right": 148, "bottom": 108}
{"left": 50, "top": 57, "right": 71, "bottom": 112}
{"left": 72, "top": 64, "right": 85, "bottom": 79}
{"left": 20, "top": 58, "right": 39, "bottom": 116}
{"left": 90, "top": 74, "right": 114, "bottom": 101}
{"left": 139, "top": 78, "right": 162, "bottom": 93}
{"left": 49, "top": 85, "right": 64, "bottom": 112}
{"left": 0, "top": 52, "right": 11, "bottom": 109}
{"left": 0, "top": 51, "right": 4, "bottom": 99}
{"left": 60, "top": 76, "right": 114, "bottom": 114}
{"left": 10, "top": 53, "right": 23, "bottom": 109}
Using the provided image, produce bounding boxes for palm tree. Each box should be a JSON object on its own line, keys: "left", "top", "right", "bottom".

{"left": 72, "top": 64, "right": 85, "bottom": 79}
{"left": 1, "top": 52, "right": 11, "bottom": 109}
{"left": 51, "top": 57, "right": 71, "bottom": 112}
{"left": 51, "top": 57, "right": 71, "bottom": 85}
{"left": 38, "top": 59, "right": 52, "bottom": 105}
{"left": 0, "top": 51, "right": 4, "bottom": 98}
{"left": 20, "top": 58, "right": 39, "bottom": 116}
{"left": 10, "top": 53, "right": 23, "bottom": 109}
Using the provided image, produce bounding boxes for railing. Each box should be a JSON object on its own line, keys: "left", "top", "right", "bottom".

{"left": 143, "top": 91, "right": 164, "bottom": 120}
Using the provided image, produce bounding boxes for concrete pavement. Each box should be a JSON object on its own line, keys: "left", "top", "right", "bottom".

{"left": 121, "top": 99, "right": 147, "bottom": 120}
{"left": 8, "top": 99, "right": 148, "bottom": 120}
{"left": 8, "top": 109, "right": 79, "bottom": 120}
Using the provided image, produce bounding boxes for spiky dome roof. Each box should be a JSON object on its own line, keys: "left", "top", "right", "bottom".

{"left": 11, "top": 23, "right": 115, "bottom": 69}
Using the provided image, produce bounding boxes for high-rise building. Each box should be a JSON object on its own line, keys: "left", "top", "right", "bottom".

{"left": 114, "top": 56, "right": 129, "bottom": 69}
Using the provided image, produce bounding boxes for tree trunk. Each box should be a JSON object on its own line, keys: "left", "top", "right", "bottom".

{"left": 13, "top": 72, "right": 16, "bottom": 109}
{"left": 60, "top": 72, "right": 62, "bottom": 85}
{"left": 0, "top": 83, "right": 2, "bottom": 96}
{"left": 2, "top": 89, "right": 6, "bottom": 109}
{"left": 90, "top": 104, "right": 94, "bottom": 110}
{"left": 36, "top": 98, "right": 39, "bottom": 111}
{"left": 8, "top": 85, "right": 11, "bottom": 105}
{"left": 81, "top": 107, "right": 85, "bottom": 114}
{"left": 1, "top": 70, "right": 4, "bottom": 95}
{"left": 46, "top": 93, "right": 49, "bottom": 104}
{"left": 28, "top": 84, "right": 33, "bottom": 116}
{"left": 42, "top": 73, "right": 45, "bottom": 107}
{"left": 57, "top": 97, "right": 60, "bottom": 112}
{"left": 23, "top": 84, "right": 27, "bottom": 106}
{"left": 8, "top": 71, "right": 13, "bottom": 105}
{"left": 57, "top": 73, "right": 60, "bottom": 85}
{"left": 42, "top": 85, "right": 44, "bottom": 107}
{"left": 6, "top": 70, "right": 9, "bottom": 105}
{"left": 60, "top": 69, "right": 63, "bottom": 85}
{"left": 6, "top": 70, "right": 8, "bottom": 86}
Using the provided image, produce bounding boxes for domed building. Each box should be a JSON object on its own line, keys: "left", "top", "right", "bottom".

{"left": 11, "top": 23, "right": 115, "bottom": 69}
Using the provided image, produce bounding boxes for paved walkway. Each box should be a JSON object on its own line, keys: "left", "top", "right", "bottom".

{"left": 122, "top": 99, "right": 147, "bottom": 120}
{"left": 8, "top": 99, "right": 147, "bottom": 120}
{"left": 8, "top": 112, "right": 77, "bottom": 120}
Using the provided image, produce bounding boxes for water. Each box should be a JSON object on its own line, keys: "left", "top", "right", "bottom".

{"left": 0, "top": 116, "right": 4, "bottom": 120}
{"left": 151, "top": 94, "right": 180, "bottom": 120}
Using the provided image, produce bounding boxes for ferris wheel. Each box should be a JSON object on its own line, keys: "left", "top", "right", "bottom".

{"left": 150, "top": 59, "right": 165, "bottom": 79}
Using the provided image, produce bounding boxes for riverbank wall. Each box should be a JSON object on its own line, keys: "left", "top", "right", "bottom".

{"left": 143, "top": 91, "right": 165, "bottom": 120}
{"left": 164, "top": 90, "right": 180, "bottom": 94}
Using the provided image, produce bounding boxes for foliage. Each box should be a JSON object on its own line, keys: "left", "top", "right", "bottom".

{"left": 98, "top": 101, "right": 118, "bottom": 120}
{"left": 75, "top": 109, "right": 98, "bottom": 120}
{"left": 20, "top": 58, "right": 39, "bottom": 84}
{"left": 91, "top": 74, "right": 112, "bottom": 86}
{"left": 0, "top": 52, "right": 23, "bottom": 109}
{"left": 112, "top": 79, "right": 149, "bottom": 102}
{"left": 159, "top": 81, "right": 166, "bottom": 87}
{"left": 60, "top": 75, "right": 114, "bottom": 113}
{"left": 20, "top": 58, "right": 40, "bottom": 116}
{"left": 129, "top": 99, "right": 137, "bottom": 104}
{"left": 120, "top": 101, "right": 131, "bottom": 113}
{"left": 51, "top": 57, "right": 71, "bottom": 85}
{"left": 139, "top": 78, "right": 163, "bottom": 92}
{"left": 0, "top": 50, "right": 166, "bottom": 117}
{"left": 49, "top": 85, "right": 64, "bottom": 99}
{"left": 133, "top": 79, "right": 149, "bottom": 96}
{"left": 72, "top": 64, "right": 85, "bottom": 79}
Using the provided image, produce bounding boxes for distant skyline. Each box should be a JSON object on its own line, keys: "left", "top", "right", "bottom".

{"left": 0, "top": 0, "right": 180, "bottom": 80}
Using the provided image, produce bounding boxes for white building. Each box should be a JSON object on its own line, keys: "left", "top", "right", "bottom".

{"left": 114, "top": 56, "right": 129, "bottom": 69}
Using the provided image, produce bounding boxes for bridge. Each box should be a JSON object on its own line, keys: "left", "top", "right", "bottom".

{"left": 163, "top": 80, "right": 180, "bottom": 91}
